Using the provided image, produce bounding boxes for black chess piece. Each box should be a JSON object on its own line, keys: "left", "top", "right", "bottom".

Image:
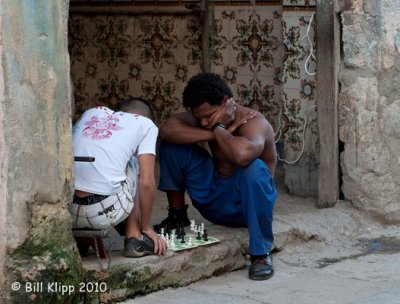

{"left": 165, "top": 227, "right": 170, "bottom": 239}
{"left": 196, "top": 231, "right": 201, "bottom": 240}
{"left": 180, "top": 233, "right": 186, "bottom": 244}
{"left": 203, "top": 229, "right": 208, "bottom": 242}
{"left": 176, "top": 226, "right": 182, "bottom": 239}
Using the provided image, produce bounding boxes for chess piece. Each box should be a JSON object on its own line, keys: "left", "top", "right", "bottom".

{"left": 176, "top": 226, "right": 182, "bottom": 239}
{"left": 197, "top": 231, "right": 201, "bottom": 240}
{"left": 180, "top": 233, "right": 186, "bottom": 244}
{"left": 203, "top": 229, "right": 208, "bottom": 241}
{"left": 188, "top": 237, "right": 193, "bottom": 246}
{"left": 170, "top": 238, "right": 176, "bottom": 249}
{"left": 177, "top": 223, "right": 185, "bottom": 239}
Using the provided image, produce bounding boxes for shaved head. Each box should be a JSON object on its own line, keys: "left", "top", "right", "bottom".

{"left": 119, "top": 97, "right": 155, "bottom": 120}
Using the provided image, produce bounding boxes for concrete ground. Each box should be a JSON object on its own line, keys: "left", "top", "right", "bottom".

{"left": 122, "top": 187, "right": 400, "bottom": 304}
{"left": 80, "top": 165, "right": 400, "bottom": 303}
{"left": 126, "top": 251, "right": 400, "bottom": 304}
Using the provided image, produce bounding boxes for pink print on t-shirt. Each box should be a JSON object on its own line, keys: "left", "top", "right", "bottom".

{"left": 82, "top": 114, "right": 123, "bottom": 140}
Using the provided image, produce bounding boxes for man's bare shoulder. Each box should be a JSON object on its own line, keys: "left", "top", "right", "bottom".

{"left": 238, "top": 109, "right": 271, "bottom": 135}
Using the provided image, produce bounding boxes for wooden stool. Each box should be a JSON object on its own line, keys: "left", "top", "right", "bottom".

{"left": 73, "top": 229, "right": 110, "bottom": 259}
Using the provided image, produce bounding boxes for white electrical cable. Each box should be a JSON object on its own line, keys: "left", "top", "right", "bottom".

{"left": 275, "top": 12, "right": 317, "bottom": 164}
{"left": 276, "top": 105, "right": 316, "bottom": 165}
{"left": 300, "top": 13, "right": 316, "bottom": 76}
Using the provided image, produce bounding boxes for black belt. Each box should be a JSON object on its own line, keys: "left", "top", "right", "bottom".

{"left": 73, "top": 194, "right": 109, "bottom": 206}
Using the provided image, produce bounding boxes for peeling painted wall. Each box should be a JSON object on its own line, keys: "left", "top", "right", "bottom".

{"left": 1, "top": 0, "right": 73, "bottom": 249}
{"left": 0, "top": 0, "right": 84, "bottom": 302}
{"left": 338, "top": 0, "right": 400, "bottom": 222}
{"left": 0, "top": 0, "right": 7, "bottom": 293}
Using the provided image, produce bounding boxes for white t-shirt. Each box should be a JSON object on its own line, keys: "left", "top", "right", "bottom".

{"left": 73, "top": 106, "right": 158, "bottom": 195}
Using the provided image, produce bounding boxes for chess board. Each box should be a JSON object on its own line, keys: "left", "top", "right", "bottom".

{"left": 168, "top": 233, "right": 220, "bottom": 252}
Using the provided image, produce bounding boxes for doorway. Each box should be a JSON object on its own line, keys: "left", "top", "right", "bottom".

{"left": 68, "top": 0, "right": 325, "bottom": 198}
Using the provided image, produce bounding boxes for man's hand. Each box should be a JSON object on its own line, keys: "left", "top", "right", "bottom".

{"left": 226, "top": 111, "right": 256, "bottom": 134}
{"left": 142, "top": 227, "right": 168, "bottom": 255}
{"left": 209, "top": 98, "right": 236, "bottom": 127}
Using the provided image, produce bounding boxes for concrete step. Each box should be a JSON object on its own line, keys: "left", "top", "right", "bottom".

{"left": 80, "top": 224, "right": 250, "bottom": 303}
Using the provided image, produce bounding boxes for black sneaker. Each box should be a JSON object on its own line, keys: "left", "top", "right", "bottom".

{"left": 124, "top": 233, "right": 154, "bottom": 258}
{"left": 248, "top": 254, "right": 274, "bottom": 281}
{"left": 153, "top": 204, "right": 190, "bottom": 234}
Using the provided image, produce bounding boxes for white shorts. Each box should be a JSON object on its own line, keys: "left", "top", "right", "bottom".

{"left": 70, "top": 157, "right": 138, "bottom": 229}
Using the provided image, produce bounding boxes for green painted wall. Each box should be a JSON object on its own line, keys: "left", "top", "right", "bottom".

{"left": 0, "top": 1, "right": 84, "bottom": 302}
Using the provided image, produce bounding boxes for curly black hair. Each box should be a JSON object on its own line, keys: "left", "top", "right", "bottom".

{"left": 182, "top": 73, "right": 233, "bottom": 109}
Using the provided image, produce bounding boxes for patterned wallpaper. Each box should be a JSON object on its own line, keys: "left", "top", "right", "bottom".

{"left": 281, "top": 9, "right": 318, "bottom": 164}
{"left": 211, "top": 5, "right": 283, "bottom": 133}
{"left": 69, "top": 14, "right": 201, "bottom": 124}
{"left": 68, "top": 1, "right": 317, "bottom": 168}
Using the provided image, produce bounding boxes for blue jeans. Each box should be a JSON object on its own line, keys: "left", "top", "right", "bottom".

{"left": 158, "top": 141, "right": 277, "bottom": 256}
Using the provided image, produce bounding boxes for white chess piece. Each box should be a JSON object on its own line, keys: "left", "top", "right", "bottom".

{"left": 170, "top": 234, "right": 176, "bottom": 247}
{"left": 188, "top": 237, "right": 193, "bottom": 246}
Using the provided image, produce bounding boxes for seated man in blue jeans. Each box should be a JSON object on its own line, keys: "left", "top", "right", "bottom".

{"left": 154, "top": 73, "right": 277, "bottom": 280}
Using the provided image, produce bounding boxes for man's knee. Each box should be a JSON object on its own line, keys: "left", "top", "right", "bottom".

{"left": 239, "top": 159, "right": 271, "bottom": 179}
{"left": 238, "top": 159, "right": 277, "bottom": 198}
{"left": 159, "top": 140, "right": 187, "bottom": 155}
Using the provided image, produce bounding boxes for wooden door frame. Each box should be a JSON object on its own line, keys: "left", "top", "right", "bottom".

{"left": 316, "top": 1, "right": 340, "bottom": 207}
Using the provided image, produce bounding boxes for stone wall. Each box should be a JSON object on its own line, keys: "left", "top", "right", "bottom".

{"left": 0, "top": 0, "right": 6, "bottom": 295}
{"left": 0, "top": 0, "right": 84, "bottom": 302}
{"left": 338, "top": 0, "right": 400, "bottom": 222}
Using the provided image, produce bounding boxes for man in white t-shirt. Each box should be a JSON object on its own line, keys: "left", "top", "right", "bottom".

{"left": 70, "top": 98, "right": 167, "bottom": 257}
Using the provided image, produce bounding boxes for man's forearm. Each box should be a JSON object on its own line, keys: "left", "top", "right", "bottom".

{"left": 138, "top": 183, "right": 155, "bottom": 231}
{"left": 213, "top": 126, "right": 260, "bottom": 166}
{"left": 160, "top": 123, "right": 214, "bottom": 144}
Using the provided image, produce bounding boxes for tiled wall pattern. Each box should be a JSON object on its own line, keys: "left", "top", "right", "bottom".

{"left": 281, "top": 9, "right": 318, "bottom": 164}
{"left": 69, "top": 14, "right": 202, "bottom": 124}
{"left": 69, "top": 1, "right": 317, "bottom": 173}
{"left": 283, "top": 0, "right": 316, "bottom": 6}
{"left": 211, "top": 5, "right": 283, "bottom": 131}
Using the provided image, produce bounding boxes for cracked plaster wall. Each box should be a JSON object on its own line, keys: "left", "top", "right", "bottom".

{"left": 338, "top": 0, "right": 400, "bottom": 222}
{"left": 0, "top": 0, "right": 6, "bottom": 293}
{"left": 0, "top": 1, "right": 83, "bottom": 302}
{"left": 1, "top": 0, "right": 73, "bottom": 249}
